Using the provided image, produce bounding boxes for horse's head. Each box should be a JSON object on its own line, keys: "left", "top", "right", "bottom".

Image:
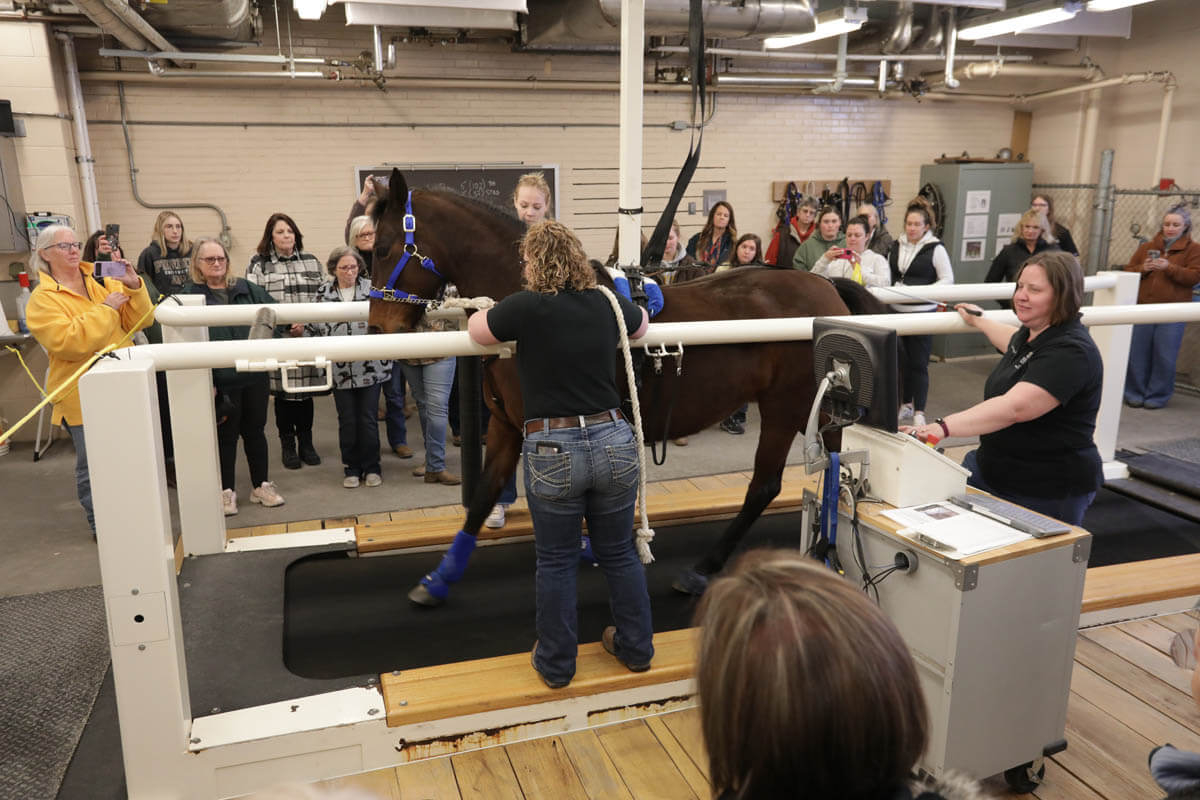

{"left": 368, "top": 168, "right": 445, "bottom": 333}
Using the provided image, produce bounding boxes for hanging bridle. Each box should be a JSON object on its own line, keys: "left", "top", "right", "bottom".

{"left": 368, "top": 190, "right": 444, "bottom": 305}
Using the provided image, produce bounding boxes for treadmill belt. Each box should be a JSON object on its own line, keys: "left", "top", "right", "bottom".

{"left": 1120, "top": 452, "right": 1200, "bottom": 500}
{"left": 284, "top": 511, "right": 807, "bottom": 680}
{"left": 1081, "top": 487, "right": 1200, "bottom": 568}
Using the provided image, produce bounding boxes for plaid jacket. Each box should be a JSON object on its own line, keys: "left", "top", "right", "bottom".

{"left": 246, "top": 247, "right": 328, "bottom": 392}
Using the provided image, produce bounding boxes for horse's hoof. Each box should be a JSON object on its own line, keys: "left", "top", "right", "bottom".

{"left": 671, "top": 568, "right": 709, "bottom": 596}
{"left": 408, "top": 583, "right": 444, "bottom": 607}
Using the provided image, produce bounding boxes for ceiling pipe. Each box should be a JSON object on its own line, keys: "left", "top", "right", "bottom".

{"left": 924, "top": 60, "right": 1100, "bottom": 90}
{"left": 910, "top": 5, "right": 944, "bottom": 53}
{"left": 942, "top": 8, "right": 959, "bottom": 89}
{"left": 55, "top": 33, "right": 102, "bottom": 236}
{"left": 881, "top": 2, "right": 915, "bottom": 55}
{"left": 719, "top": 73, "right": 881, "bottom": 88}
{"left": 99, "top": 48, "right": 330, "bottom": 65}
{"left": 1013, "top": 70, "right": 1171, "bottom": 103}
{"left": 1151, "top": 79, "right": 1176, "bottom": 188}
{"left": 813, "top": 32, "right": 851, "bottom": 94}
{"left": 651, "top": 45, "right": 1033, "bottom": 63}
{"left": 97, "top": 0, "right": 175, "bottom": 52}
{"left": 70, "top": 0, "right": 153, "bottom": 50}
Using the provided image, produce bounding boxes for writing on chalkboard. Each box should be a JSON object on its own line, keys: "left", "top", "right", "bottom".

{"left": 354, "top": 164, "right": 558, "bottom": 219}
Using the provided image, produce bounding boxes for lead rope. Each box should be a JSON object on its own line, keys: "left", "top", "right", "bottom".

{"left": 597, "top": 285, "right": 655, "bottom": 564}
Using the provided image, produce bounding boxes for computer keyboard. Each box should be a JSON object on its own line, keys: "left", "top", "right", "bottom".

{"left": 948, "top": 493, "right": 1071, "bottom": 538}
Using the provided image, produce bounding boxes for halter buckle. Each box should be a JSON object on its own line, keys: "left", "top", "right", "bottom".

{"left": 403, "top": 213, "right": 416, "bottom": 233}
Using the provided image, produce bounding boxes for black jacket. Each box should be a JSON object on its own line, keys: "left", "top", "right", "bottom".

{"left": 185, "top": 279, "right": 278, "bottom": 388}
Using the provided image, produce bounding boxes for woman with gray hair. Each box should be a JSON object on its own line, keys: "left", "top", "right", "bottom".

{"left": 24, "top": 224, "right": 152, "bottom": 537}
{"left": 1123, "top": 203, "right": 1200, "bottom": 409}
{"left": 310, "top": 246, "right": 391, "bottom": 488}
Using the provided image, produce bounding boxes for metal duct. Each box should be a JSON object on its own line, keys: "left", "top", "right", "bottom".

{"left": 524, "top": 0, "right": 815, "bottom": 45}
{"left": 70, "top": 0, "right": 157, "bottom": 51}
{"left": 719, "top": 73, "right": 880, "bottom": 88}
{"left": 910, "top": 5, "right": 944, "bottom": 52}
{"left": 138, "top": 0, "right": 258, "bottom": 43}
{"left": 881, "top": 2, "right": 915, "bottom": 55}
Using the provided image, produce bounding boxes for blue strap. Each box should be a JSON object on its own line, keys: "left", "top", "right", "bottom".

{"left": 821, "top": 452, "right": 840, "bottom": 566}
{"left": 369, "top": 190, "right": 443, "bottom": 303}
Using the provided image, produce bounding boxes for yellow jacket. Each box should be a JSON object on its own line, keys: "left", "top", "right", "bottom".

{"left": 25, "top": 263, "right": 154, "bottom": 426}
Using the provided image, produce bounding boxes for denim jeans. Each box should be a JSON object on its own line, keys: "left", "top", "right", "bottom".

{"left": 333, "top": 382, "right": 383, "bottom": 478}
{"left": 62, "top": 422, "right": 94, "bottom": 535}
{"left": 401, "top": 357, "right": 456, "bottom": 472}
{"left": 381, "top": 368, "right": 408, "bottom": 448}
{"left": 524, "top": 418, "right": 654, "bottom": 685}
{"left": 1125, "top": 322, "right": 1186, "bottom": 408}
{"left": 962, "top": 449, "right": 1095, "bottom": 526}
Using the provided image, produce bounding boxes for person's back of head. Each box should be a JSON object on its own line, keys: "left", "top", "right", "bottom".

{"left": 696, "top": 549, "right": 929, "bottom": 800}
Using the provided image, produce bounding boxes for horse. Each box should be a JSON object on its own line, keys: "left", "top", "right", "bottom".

{"left": 367, "top": 169, "right": 887, "bottom": 606}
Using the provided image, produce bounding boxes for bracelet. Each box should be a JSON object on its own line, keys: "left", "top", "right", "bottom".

{"left": 935, "top": 418, "right": 950, "bottom": 438}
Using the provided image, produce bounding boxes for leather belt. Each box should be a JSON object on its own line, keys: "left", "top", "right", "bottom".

{"left": 524, "top": 409, "right": 624, "bottom": 436}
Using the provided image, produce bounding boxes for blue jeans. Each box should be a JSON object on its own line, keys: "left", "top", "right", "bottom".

{"left": 63, "top": 422, "right": 94, "bottom": 535}
{"left": 1125, "top": 321, "right": 1185, "bottom": 408}
{"left": 524, "top": 418, "right": 654, "bottom": 685}
{"left": 333, "top": 383, "right": 383, "bottom": 478}
{"left": 381, "top": 368, "right": 408, "bottom": 448}
{"left": 401, "top": 358, "right": 456, "bottom": 472}
{"left": 962, "top": 449, "right": 1095, "bottom": 526}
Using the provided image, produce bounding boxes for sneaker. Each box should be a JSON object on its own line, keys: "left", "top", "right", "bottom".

{"left": 365, "top": 472, "right": 382, "bottom": 487}
{"left": 424, "top": 470, "right": 462, "bottom": 486}
{"left": 221, "top": 488, "right": 238, "bottom": 516}
{"left": 602, "top": 626, "right": 651, "bottom": 673}
{"left": 485, "top": 503, "right": 507, "bottom": 529}
{"left": 913, "top": 412, "right": 927, "bottom": 427}
{"left": 343, "top": 475, "right": 361, "bottom": 489}
{"left": 720, "top": 418, "right": 745, "bottom": 435}
{"left": 393, "top": 444, "right": 414, "bottom": 459}
{"left": 451, "top": 434, "right": 462, "bottom": 447}
{"left": 898, "top": 404, "right": 914, "bottom": 423}
{"left": 250, "top": 481, "right": 285, "bottom": 507}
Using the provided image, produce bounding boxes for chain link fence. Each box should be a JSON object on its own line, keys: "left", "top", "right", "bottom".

{"left": 1031, "top": 183, "right": 1095, "bottom": 267}
{"left": 1108, "top": 188, "right": 1200, "bottom": 269}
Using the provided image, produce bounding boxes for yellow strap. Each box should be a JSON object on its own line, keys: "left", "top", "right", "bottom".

{"left": 851, "top": 260, "right": 864, "bottom": 285}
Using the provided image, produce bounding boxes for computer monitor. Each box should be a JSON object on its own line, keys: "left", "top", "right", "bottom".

{"left": 812, "top": 317, "right": 899, "bottom": 434}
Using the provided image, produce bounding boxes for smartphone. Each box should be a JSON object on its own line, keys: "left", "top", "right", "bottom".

{"left": 104, "top": 223, "right": 120, "bottom": 255}
{"left": 95, "top": 261, "right": 125, "bottom": 279}
{"left": 1147, "top": 249, "right": 1161, "bottom": 261}
{"left": 841, "top": 249, "right": 856, "bottom": 259}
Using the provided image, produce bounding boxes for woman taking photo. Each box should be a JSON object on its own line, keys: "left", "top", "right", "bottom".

{"left": 311, "top": 247, "right": 391, "bottom": 488}
{"left": 812, "top": 215, "right": 890, "bottom": 288}
{"left": 187, "top": 238, "right": 284, "bottom": 515}
{"left": 791, "top": 206, "right": 846, "bottom": 273}
{"left": 907, "top": 251, "right": 1102, "bottom": 525}
{"left": 985, "top": 209, "right": 1059, "bottom": 303}
{"left": 25, "top": 225, "right": 152, "bottom": 537}
{"left": 468, "top": 220, "right": 653, "bottom": 689}
{"left": 888, "top": 198, "right": 954, "bottom": 428}
{"left": 246, "top": 212, "right": 327, "bottom": 470}
{"left": 687, "top": 201, "right": 736, "bottom": 267}
{"left": 1031, "top": 194, "right": 1078, "bottom": 257}
{"left": 1123, "top": 204, "right": 1200, "bottom": 409}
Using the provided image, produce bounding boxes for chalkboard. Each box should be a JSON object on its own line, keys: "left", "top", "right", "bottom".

{"left": 354, "top": 164, "right": 558, "bottom": 219}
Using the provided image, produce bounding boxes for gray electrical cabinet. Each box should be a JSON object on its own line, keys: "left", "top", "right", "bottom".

{"left": 0, "top": 135, "right": 27, "bottom": 254}
{"left": 919, "top": 162, "right": 1033, "bottom": 358}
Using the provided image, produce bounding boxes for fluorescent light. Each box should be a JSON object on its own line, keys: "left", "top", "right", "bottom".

{"left": 1086, "top": 0, "right": 1155, "bottom": 10}
{"left": 293, "top": 0, "right": 327, "bottom": 20}
{"left": 764, "top": 8, "right": 868, "bottom": 50}
{"left": 959, "top": 1, "right": 1082, "bottom": 40}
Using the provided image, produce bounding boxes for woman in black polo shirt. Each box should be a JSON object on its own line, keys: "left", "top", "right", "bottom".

{"left": 905, "top": 251, "right": 1103, "bottom": 525}
{"left": 468, "top": 220, "right": 653, "bottom": 690}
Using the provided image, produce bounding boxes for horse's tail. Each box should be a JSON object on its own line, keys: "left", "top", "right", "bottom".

{"left": 828, "top": 277, "right": 908, "bottom": 409}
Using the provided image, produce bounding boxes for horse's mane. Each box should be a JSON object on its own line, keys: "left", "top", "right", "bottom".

{"left": 828, "top": 276, "right": 891, "bottom": 316}
{"left": 373, "top": 187, "right": 525, "bottom": 239}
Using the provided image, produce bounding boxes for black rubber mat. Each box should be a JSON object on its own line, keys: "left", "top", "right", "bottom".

{"left": 284, "top": 512, "right": 808, "bottom": 680}
{"left": 1120, "top": 452, "right": 1200, "bottom": 500}
{"left": 1081, "top": 487, "right": 1200, "bottom": 568}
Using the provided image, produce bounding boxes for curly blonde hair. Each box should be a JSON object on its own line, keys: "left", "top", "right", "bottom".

{"left": 522, "top": 220, "right": 595, "bottom": 294}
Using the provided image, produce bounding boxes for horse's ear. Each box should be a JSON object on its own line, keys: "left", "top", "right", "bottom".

{"left": 388, "top": 168, "right": 409, "bottom": 205}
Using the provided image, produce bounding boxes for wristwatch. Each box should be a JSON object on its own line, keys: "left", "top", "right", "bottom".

{"left": 935, "top": 418, "right": 950, "bottom": 438}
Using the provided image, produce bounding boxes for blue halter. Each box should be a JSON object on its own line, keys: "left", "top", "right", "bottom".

{"left": 368, "top": 190, "right": 444, "bottom": 304}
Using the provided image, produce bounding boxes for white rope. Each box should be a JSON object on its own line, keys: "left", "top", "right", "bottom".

{"left": 439, "top": 295, "right": 495, "bottom": 311}
{"left": 597, "top": 285, "right": 655, "bottom": 564}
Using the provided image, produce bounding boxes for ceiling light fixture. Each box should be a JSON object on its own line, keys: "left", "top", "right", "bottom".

{"left": 1086, "top": 0, "right": 1155, "bottom": 10}
{"left": 959, "top": 1, "right": 1083, "bottom": 40}
{"left": 763, "top": 8, "right": 868, "bottom": 50}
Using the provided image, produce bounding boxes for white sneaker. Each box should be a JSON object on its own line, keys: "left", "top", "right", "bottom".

{"left": 485, "top": 503, "right": 507, "bottom": 529}
{"left": 251, "top": 481, "right": 285, "bottom": 507}
{"left": 913, "top": 412, "right": 927, "bottom": 427}
{"left": 343, "top": 475, "right": 361, "bottom": 489}
{"left": 365, "top": 472, "right": 382, "bottom": 487}
{"left": 898, "top": 404, "right": 914, "bottom": 423}
{"left": 221, "top": 489, "right": 238, "bottom": 516}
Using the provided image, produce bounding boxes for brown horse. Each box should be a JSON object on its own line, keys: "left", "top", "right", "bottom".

{"left": 368, "top": 169, "right": 878, "bottom": 605}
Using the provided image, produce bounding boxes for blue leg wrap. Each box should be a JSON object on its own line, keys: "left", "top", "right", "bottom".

{"left": 580, "top": 535, "right": 597, "bottom": 566}
{"left": 420, "top": 530, "right": 477, "bottom": 600}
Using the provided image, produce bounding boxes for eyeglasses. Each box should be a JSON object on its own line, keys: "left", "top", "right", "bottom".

{"left": 335, "top": 264, "right": 359, "bottom": 272}
{"left": 45, "top": 242, "right": 83, "bottom": 253}
{"left": 199, "top": 256, "right": 228, "bottom": 265}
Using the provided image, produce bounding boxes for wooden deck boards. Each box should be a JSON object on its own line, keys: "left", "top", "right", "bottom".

{"left": 317, "top": 613, "right": 1200, "bottom": 799}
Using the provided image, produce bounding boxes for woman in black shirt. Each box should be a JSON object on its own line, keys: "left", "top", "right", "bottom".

{"left": 906, "top": 250, "right": 1102, "bottom": 525}
{"left": 468, "top": 220, "right": 653, "bottom": 689}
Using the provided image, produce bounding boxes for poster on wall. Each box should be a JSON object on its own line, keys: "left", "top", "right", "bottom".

{"left": 996, "top": 213, "right": 1021, "bottom": 239}
{"left": 962, "top": 239, "right": 985, "bottom": 261}
{"left": 996, "top": 238, "right": 1010, "bottom": 257}
{"left": 964, "top": 190, "right": 991, "bottom": 214}
{"left": 963, "top": 214, "right": 989, "bottom": 238}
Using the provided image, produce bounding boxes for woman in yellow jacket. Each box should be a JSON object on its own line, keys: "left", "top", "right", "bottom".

{"left": 25, "top": 224, "right": 153, "bottom": 537}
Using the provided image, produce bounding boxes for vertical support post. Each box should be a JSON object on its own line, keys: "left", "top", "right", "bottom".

{"left": 161, "top": 294, "right": 225, "bottom": 555}
{"left": 56, "top": 33, "right": 102, "bottom": 235}
{"left": 80, "top": 358, "right": 193, "bottom": 797}
{"left": 1076, "top": 88, "right": 1100, "bottom": 187}
{"left": 458, "top": 355, "right": 483, "bottom": 507}
{"left": 1088, "top": 271, "right": 1140, "bottom": 479}
{"left": 1088, "top": 149, "right": 1114, "bottom": 275}
{"left": 617, "top": 0, "right": 645, "bottom": 269}
{"left": 1151, "top": 80, "right": 1175, "bottom": 190}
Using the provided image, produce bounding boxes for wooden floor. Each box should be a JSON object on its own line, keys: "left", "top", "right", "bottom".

{"left": 303, "top": 612, "right": 1200, "bottom": 800}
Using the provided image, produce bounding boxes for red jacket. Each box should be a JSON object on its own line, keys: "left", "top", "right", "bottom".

{"left": 1124, "top": 233, "right": 1200, "bottom": 304}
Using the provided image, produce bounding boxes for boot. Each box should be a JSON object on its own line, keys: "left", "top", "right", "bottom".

{"left": 280, "top": 436, "right": 301, "bottom": 470}
{"left": 298, "top": 431, "right": 321, "bottom": 466}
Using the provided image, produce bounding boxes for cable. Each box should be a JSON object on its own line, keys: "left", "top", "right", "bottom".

{"left": 3, "top": 345, "right": 48, "bottom": 397}
{"left": 0, "top": 191, "right": 32, "bottom": 249}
